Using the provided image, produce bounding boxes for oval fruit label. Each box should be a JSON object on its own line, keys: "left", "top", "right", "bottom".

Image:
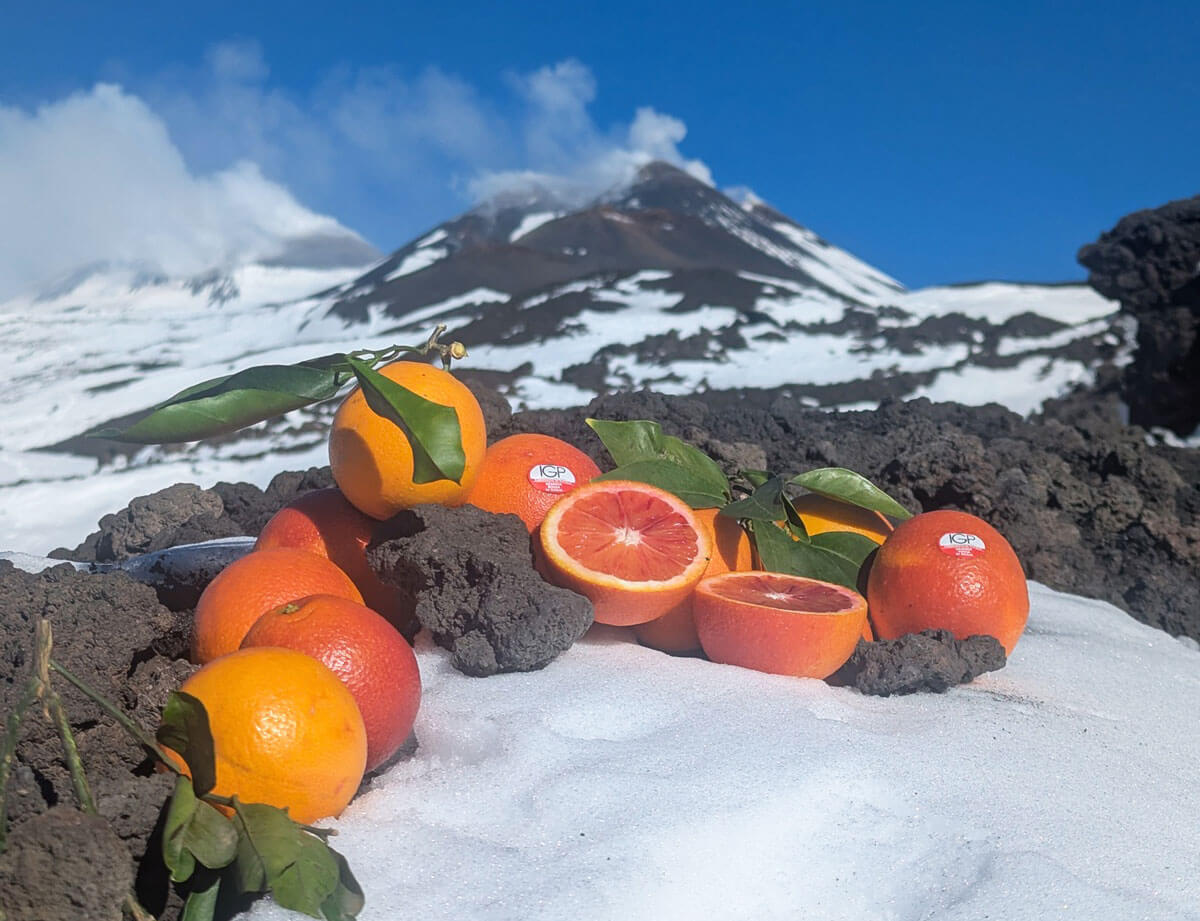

{"left": 939, "top": 531, "right": 986, "bottom": 557}
{"left": 528, "top": 463, "right": 578, "bottom": 495}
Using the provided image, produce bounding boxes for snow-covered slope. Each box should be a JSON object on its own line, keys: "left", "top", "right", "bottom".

{"left": 0, "top": 161, "right": 1126, "bottom": 552}
{"left": 240, "top": 581, "right": 1200, "bottom": 921}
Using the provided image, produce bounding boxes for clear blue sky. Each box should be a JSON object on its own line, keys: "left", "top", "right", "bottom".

{"left": 2, "top": 0, "right": 1197, "bottom": 288}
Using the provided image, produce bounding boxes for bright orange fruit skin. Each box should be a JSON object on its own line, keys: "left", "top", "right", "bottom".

{"left": 694, "top": 571, "right": 868, "bottom": 679}
{"left": 866, "top": 509, "right": 1029, "bottom": 654}
{"left": 633, "top": 507, "right": 754, "bottom": 653}
{"left": 171, "top": 647, "right": 367, "bottom": 825}
{"left": 255, "top": 487, "right": 416, "bottom": 634}
{"left": 536, "top": 480, "right": 712, "bottom": 627}
{"left": 329, "top": 361, "right": 487, "bottom": 520}
{"left": 242, "top": 594, "right": 421, "bottom": 773}
{"left": 191, "top": 548, "right": 364, "bottom": 664}
{"left": 792, "top": 493, "right": 894, "bottom": 543}
{"left": 466, "top": 433, "right": 601, "bottom": 531}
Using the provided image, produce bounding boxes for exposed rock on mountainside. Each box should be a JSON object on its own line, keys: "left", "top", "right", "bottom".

{"left": 1078, "top": 195, "right": 1200, "bottom": 436}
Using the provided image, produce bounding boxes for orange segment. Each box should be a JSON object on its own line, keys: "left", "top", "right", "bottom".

{"left": 537, "top": 480, "right": 712, "bottom": 627}
{"left": 694, "top": 571, "right": 867, "bottom": 679}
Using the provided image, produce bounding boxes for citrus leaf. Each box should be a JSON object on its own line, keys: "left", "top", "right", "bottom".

{"left": 184, "top": 799, "right": 238, "bottom": 870}
{"left": 88, "top": 363, "right": 344, "bottom": 443}
{"left": 809, "top": 531, "right": 880, "bottom": 569}
{"left": 321, "top": 848, "right": 365, "bottom": 921}
{"left": 585, "top": 418, "right": 730, "bottom": 503}
{"left": 789, "top": 467, "right": 912, "bottom": 519}
{"left": 163, "top": 775, "right": 199, "bottom": 883}
{"left": 156, "top": 692, "right": 216, "bottom": 797}
{"left": 180, "top": 871, "right": 221, "bottom": 921}
{"left": 750, "top": 520, "right": 861, "bottom": 589}
{"left": 346, "top": 357, "right": 465, "bottom": 485}
{"left": 272, "top": 833, "right": 340, "bottom": 918}
{"left": 738, "top": 468, "right": 772, "bottom": 488}
{"left": 231, "top": 801, "right": 299, "bottom": 895}
{"left": 719, "top": 476, "right": 787, "bottom": 522}
{"left": 593, "top": 460, "right": 728, "bottom": 508}
{"left": 780, "top": 493, "right": 809, "bottom": 540}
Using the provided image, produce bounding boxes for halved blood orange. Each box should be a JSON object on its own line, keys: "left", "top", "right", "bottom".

{"left": 537, "top": 480, "right": 713, "bottom": 626}
{"left": 693, "top": 571, "right": 868, "bottom": 679}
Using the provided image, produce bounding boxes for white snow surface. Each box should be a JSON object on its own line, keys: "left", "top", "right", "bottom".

{"left": 238, "top": 582, "right": 1200, "bottom": 921}
{"left": 383, "top": 246, "right": 448, "bottom": 281}
{"left": 510, "top": 211, "right": 564, "bottom": 242}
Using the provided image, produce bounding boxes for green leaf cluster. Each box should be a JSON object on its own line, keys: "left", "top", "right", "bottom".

{"left": 586, "top": 418, "right": 912, "bottom": 590}
{"left": 158, "top": 693, "right": 363, "bottom": 921}
{"left": 85, "top": 332, "right": 468, "bottom": 485}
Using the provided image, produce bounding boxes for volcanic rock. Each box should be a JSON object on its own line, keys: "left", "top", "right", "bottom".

{"left": 830, "top": 631, "right": 1007, "bottom": 696}
{"left": 368, "top": 504, "right": 594, "bottom": 676}
{"left": 1078, "top": 195, "right": 1200, "bottom": 435}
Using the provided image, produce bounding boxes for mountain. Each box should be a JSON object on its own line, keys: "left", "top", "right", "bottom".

{"left": 0, "top": 161, "right": 1126, "bottom": 552}
{"left": 316, "top": 161, "right": 1121, "bottom": 411}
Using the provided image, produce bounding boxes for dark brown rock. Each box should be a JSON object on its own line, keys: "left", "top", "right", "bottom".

{"left": 829, "top": 631, "right": 1007, "bottom": 696}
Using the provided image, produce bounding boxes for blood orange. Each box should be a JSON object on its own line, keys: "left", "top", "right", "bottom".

{"left": 536, "top": 480, "right": 712, "bottom": 626}
{"left": 466, "top": 433, "right": 601, "bottom": 531}
{"left": 693, "top": 571, "right": 867, "bottom": 679}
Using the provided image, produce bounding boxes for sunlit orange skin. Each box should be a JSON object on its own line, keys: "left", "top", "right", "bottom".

{"left": 634, "top": 508, "right": 754, "bottom": 653}
{"left": 329, "top": 361, "right": 487, "bottom": 520}
{"left": 170, "top": 647, "right": 367, "bottom": 825}
{"left": 192, "top": 548, "right": 364, "bottom": 664}
{"left": 242, "top": 595, "right": 421, "bottom": 772}
{"left": 536, "top": 481, "right": 712, "bottom": 627}
{"left": 867, "top": 509, "right": 1029, "bottom": 654}
{"left": 256, "top": 487, "right": 417, "bottom": 635}
{"left": 694, "top": 572, "right": 868, "bottom": 679}
{"left": 466, "top": 433, "right": 601, "bottom": 531}
{"left": 792, "top": 493, "right": 895, "bottom": 543}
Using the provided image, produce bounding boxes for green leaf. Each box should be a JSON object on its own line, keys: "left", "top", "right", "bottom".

{"left": 232, "top": 801, "right": 298, "bottom": 894}
{"left": 738, "top": 468, "right": 772, "bottom": 489}
{"left": 780, "top": 493, "right": 809, "bottom": 540}
{"left": 180, "top": 871, "right": 221, "bottom": 921}
{"left": 585, "top": 418, "right": 730, "bottom": 506}
{"left": 346, "top": 357, "right": 466, "bottom": 485}
{"left": 156, "top": 692, "right": 217, "bottom": 797}
{"left": 809, "top": 531, "right": 880, "bottom": 569}
{"left": 593, "top": 460, "right": 729, "bottom": 508}
{"left": 88, "top": 362, "right": 344, "bottom": 443}
{"left": 273, "top": 833, "right": 340, "bottom": 918}
{"left": 719, "top": 476, "right": 787, "bottom": 522}
{"left": 184, "top": 799, "right": 238, "bottom": 870}
{"left": 163, "top": 775, "right": 199, "bottom": 883}
{"left": 749, "top": 520, "right": 862, "bottom": 589}
{"left": 322, "top": 848, "right": 365, "bottom": 921}
{"left": 789, "top": 467, "right": 912, "bottom": 519}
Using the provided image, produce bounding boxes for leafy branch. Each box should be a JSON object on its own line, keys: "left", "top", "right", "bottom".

{"left": 86, "top": 326, "right": 469, "bottom": 485}
{"left": 0, "top": 620, "right": 363, "bottom": 921}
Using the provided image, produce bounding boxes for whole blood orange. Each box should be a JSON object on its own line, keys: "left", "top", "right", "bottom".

{"left": 256, "top": 487, "right": 417, "bottom": 635}
{"left": 693, "top": 571, "right": 868, "bottom": 679}
{"left": 466, "top": 433, "right": 601, "bottom": 531}
{"left": 536, "top": 480, "right": 712, "bottom": 626}
{"left": 192, "top": 548, "right": 364, "bottom": 664}
{"left": 170, "top": 646, "right": 367, "bottom": 824}
{"left": 242, "top": 594, "right": 421, "bottom": 772}
{"left": 866, "top": 509, "right": 1029, "bottom": 654}
{"left": 633, "top": 507, "right": 754, "bottom": 653}
{"left": 329, "top": 360, "right": 487, "bottom": 520}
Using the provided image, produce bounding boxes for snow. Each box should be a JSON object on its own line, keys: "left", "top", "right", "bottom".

{"left": 510, "top": 211, "right": 564, "bottom": 242}
{"left": 895, "top": 283, "right": 1116, "bottom": 325}
{"left": 383, "top": 246, "right": 448, "bottom": 281}
{"left": 237, "top": 581, "right": 1200, "bottom": 921}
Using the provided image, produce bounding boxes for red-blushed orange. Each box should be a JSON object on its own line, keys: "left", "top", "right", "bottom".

{"left": 242, "top": 594, "right": 421, "bottom": 772}
{"left": 466, "top": 433, "right": 601, "bottom": 531}
{"left": 866, "top": 509, "right": 1029, "bottom": 654}
{"left": 693, "top": 571, "right": 868, "bottom": 679}
{"left": 536, "top": 480, "right": 712, "bottom": 626}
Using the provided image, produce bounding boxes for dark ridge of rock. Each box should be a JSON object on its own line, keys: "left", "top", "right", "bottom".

{"left": 829, "top": 632, "right": 1007, "bottom": 696}
{"left": 495, "top": 390, "right": 1199, "bottom": 641}
{"left": 59, "top": 483, "right": 223, "bottom": 562}
{"left": 368, "top": 504, "right": 594, "bottom": 676}
{"left": 1078, "top": 195, "right": 1200, "bottom": 435}
{"left": 0, "top": 805, "right": 134, "bottom": 921}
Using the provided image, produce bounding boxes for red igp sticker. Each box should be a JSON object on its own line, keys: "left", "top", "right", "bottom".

{"left": 939, "top": 531, "right": 986, "bottom": 558}
{"left": 528, "top": 463, "right": 578, "bottom": 495}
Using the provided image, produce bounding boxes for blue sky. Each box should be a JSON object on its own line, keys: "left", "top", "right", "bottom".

{"left": 2, "top": 0, "right": 1197, "bottom": 291}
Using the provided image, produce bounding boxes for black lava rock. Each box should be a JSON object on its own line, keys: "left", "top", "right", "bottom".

{"left": 1078, "top": 195, "right": 1200, "bottom": 435}
{"left": 368, "top": 505, "right": 594, "bottom": 676}
{"left": 829, "top": 631, "right": 1006, "bottom": 696}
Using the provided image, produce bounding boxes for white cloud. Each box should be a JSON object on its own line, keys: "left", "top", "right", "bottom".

{"left": 0, "top": 83, "right": 365, "bottom": 299}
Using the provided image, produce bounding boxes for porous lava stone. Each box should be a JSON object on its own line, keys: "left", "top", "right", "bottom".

{"left": 829, "top": 631, "right": 1007, "bottom": 696}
